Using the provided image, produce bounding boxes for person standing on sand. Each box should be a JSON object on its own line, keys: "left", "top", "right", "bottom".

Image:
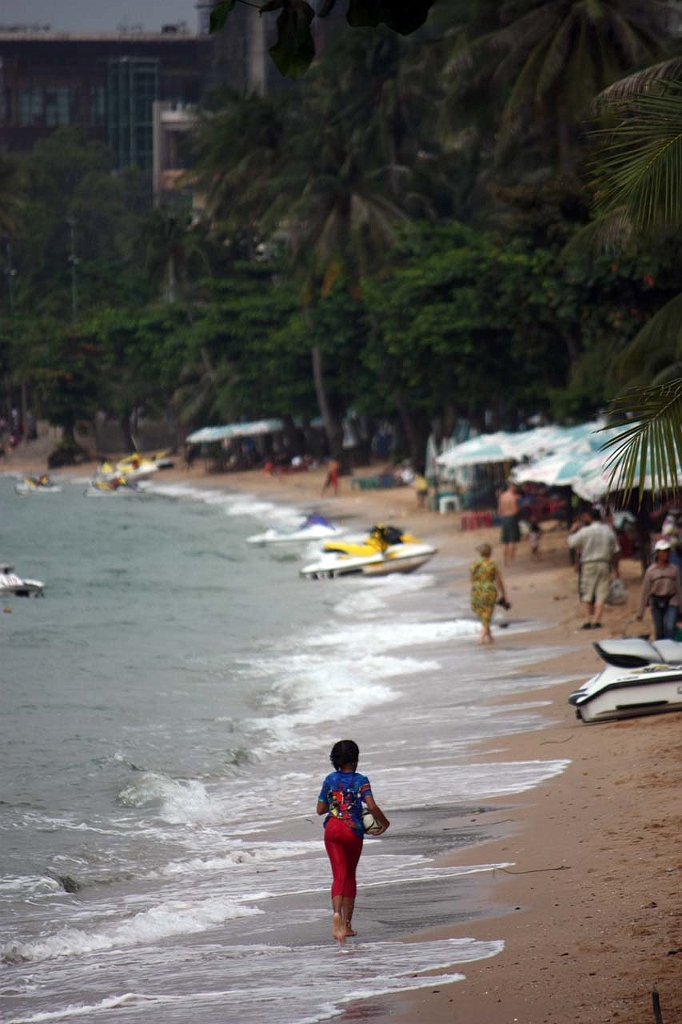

{"left": 497, "top": 482, "right": 521, "bottom": 566}
{"left": 635, "top": 538, "right": 682, "bottom": 640}
{"left": 470, "top": 542, "right": 508, "bottom": 645}
{"left": 317, "top": 739, "right": 390, "bottom": 944}
{"left": 567, "top": 507, "right": 620, "bottom": 630}
{"left": 413, "top": 472, "right": 428, "bottom": 508}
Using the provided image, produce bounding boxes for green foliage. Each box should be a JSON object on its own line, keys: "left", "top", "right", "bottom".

{"left": 444, "top": 0, "right": 675, "bottom": 172}
{"left": 32, "top": 326, "right": 105, "bottom": 439}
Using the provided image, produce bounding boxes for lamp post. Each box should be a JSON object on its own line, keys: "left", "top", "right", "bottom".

{"left": 66, "top": 217, "right": 79, "bottom": 320}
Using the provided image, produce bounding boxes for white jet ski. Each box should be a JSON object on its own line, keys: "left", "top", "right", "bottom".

{"left": 568, "top": 637, "right": 682, "bottom": 723}
{"left": 0, "top": 563, "right": 45, "bottom": 597}
{"left": 300, "top": 524, "right": 437, "bottom": 579}
{"left": 247, "top": 514, "right": 346, "bottom": 545}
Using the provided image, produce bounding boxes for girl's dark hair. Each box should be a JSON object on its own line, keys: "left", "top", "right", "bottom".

{"left": 330, "top": 739, "right": 359, "bottom": 770}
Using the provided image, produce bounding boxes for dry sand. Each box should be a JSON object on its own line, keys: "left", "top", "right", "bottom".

{"left": 6, "top": 447, "right": 682, "bottom": 1024}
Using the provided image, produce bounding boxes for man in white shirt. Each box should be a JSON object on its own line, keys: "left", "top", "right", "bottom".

{"left": 567, "top": 508, "right": 620, "bottom": 630}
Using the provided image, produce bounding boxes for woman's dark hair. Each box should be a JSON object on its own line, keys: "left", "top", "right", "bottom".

{"left": 330, "top": 739, "right": 359, "bottom": 770}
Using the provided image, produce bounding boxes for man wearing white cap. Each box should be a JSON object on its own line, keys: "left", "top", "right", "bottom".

{"left": 636, "top": 538, "right": 682, "bottom": 640}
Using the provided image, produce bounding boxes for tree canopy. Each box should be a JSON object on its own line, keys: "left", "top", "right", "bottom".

{"left": 2, "top": 3, "right": 682, "bottom": 482}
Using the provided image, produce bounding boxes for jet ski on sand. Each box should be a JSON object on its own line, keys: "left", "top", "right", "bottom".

{"left": 568, "top": 636, "right": 682, "bottom": 723}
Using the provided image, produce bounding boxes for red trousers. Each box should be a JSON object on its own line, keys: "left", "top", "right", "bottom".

{"left": 324, "top": 817, "right": 363, "bottom": 898}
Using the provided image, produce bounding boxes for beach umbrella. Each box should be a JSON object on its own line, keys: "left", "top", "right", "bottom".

{"left": 436, "top": 421, "right": 609, "bottom": 471}
{"left": 186, "top": 419, "right": 284, "bottom": 444}
{"left": 512, "top": 450, "right": 593, "bottom": 487}
{"left": 571, "top": 449, "right": 682, "bottom": 501}
{"left": 436, "top": 431, "right": 511, "bottom": 468}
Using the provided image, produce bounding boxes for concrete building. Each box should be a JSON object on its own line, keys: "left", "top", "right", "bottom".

{"left": 0, "top": 2, "right": 287, "bottom": 171}
{"left": 0, "top": 27, "right": 212, "bottom": 167}
{"left": 0, "top": 3, "right": 342, "bottom": 194}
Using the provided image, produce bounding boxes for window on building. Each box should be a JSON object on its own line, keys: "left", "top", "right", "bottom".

{"left": 90, "top": 85, "right": 105, "bottom": 125}
{"left": 45, "top": 87, "right": 74, "bottom": 127}
{"left": 18, "top": 87, "right": 43, "bottom": 125}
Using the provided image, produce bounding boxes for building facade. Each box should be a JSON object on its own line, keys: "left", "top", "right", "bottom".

{"left": 0, "top": 30, "right": 213, "bottom": 168}
{"left": 0, "top": 5, "right": 341, "bottom": 179}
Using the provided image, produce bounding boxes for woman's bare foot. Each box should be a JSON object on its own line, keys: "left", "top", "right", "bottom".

{"left": 345, "top": 926, "right": 357, "bottom": 937}
{"left": 332, "top": 912, "right": 346, "bottom": 943}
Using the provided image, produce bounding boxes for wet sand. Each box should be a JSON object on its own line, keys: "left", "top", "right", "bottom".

{"left": 6, "top": 449, "right": 682, "bottom": 1024}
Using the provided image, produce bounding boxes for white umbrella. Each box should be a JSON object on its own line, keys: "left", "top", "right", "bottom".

{"left": 512, "top": 450, "right": 594, "bottom": 487}
{"left": 436, "top": 421, "right": 608, "bottom": 471}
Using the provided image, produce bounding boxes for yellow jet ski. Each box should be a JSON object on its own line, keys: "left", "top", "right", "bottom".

{"left": 301, "top": 524, "right": 437, "bottom": 579}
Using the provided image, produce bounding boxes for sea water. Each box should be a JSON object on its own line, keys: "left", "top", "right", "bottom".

{"left": 1, "top": 473, "right": 572, "bottom": 1023}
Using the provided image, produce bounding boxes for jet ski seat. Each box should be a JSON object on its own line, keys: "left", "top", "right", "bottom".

{"left": 651, "top": 639, "right": 682, "bottom": 664}
{"left": 593, "top": 637, "right": 682, "bottom": 668}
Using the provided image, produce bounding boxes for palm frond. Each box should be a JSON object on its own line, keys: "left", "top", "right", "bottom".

{"left": 591, "top": 82, "right": 682, "bottom": 226}
{"left": 497, "top": 41, "right": 549, "bottom": 146}
{"left": 602, "top": 378, "right": 682, "bottom": 497}
{"left": 593, "top": 56, "right": 682, "bottom": 110}
{"left": 535, "top": 9, "right": 577, "bottom": 99}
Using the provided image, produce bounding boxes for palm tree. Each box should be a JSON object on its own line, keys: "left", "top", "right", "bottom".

{"left": 193, "top": 91, "right": 292, "bottom": 255}
{"left": 445, "top": 0, "right": 674, "bottom": 171}
{"left": 590, "top": 58, "right": 682, "bottom": 494}
{"left": 140, "top": 206, "right": 209, "bottom": 303}
{"left": 278, "top": 101, "right": 413, "bottom": 463}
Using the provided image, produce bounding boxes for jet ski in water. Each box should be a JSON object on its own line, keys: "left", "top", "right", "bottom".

{"left": 95, "top": 451, "right": 171, "bottom": 484}
{"left": 0, "top": 563, "right": 45, "bottom": 597}
{"left": 247, "top": 513, "right": 345, "bottom": 545}
{"left": 15, "top": 475, "right": 61, "bottom": 495}
{"left": 300, "top": 524, "right": 437, "bottom": 579}
{"left": 84, "top": 475, "right": 142, "bottom": 496}
{"left": 568, "top": 637, "right": 682, "bottom": 723}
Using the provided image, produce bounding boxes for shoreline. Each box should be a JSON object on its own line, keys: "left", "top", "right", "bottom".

{"left": 6, "top": 450, "right": 682, "bottom": 1023}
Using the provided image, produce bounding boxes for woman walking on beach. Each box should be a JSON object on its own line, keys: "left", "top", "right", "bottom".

{"left": 317, "top": 739, "right": 390, "bottom": 943}
{"left": 470, "top": 542, "right": 508, "bottom": 645}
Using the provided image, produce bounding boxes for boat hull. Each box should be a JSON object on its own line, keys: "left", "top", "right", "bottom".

{"left": 0, "top": 573, "right": 44, "bottom": 597}
{"left": 360, "top": 552, "right": 435, "bottom": 576}
{"left": 569, "top": 667, "right": 682, "bottom": 723}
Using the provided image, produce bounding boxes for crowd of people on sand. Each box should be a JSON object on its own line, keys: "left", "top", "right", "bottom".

{"left": 461, "top": 478, "right": 682, "bottom": 645}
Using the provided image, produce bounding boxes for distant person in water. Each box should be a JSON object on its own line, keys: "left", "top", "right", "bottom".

{"left": 317, "top": 739, "right": 389, "bottom": 943}
{"left": 497, "top": 482, "right": 521, "bottom": 566}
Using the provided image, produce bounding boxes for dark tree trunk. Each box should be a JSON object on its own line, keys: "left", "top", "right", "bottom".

{"left": 119, "top": 408, "right": 136, "bottom": 453}
{"left": 393, "top": 391, "right": 431, "bottom": 473}
{"left": 311, "top": 344, "right": 347, "bottom": 469}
